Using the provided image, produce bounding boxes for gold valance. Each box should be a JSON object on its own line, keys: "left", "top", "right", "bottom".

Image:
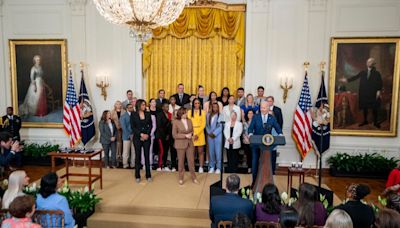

{"left": 143, "top": 7, "right": 245, "bottom": 74}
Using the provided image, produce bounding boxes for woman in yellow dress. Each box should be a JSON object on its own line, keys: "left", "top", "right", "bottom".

{"left": 188, "top": 98, "right": 206, "bottom": 173}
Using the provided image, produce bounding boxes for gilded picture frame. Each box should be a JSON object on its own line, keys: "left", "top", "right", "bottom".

{"left": 329, "top": 37, "right": 400, "bottom": 137}
{"left": 9, "top": 39, "right": 68, "bottom": 128}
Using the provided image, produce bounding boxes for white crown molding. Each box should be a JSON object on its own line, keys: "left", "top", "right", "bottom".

{"left": 308, "top": 0, "right": 327, "bottom": 12}
{"left": 68, "top": 0, "right": 87, "bottom": 16}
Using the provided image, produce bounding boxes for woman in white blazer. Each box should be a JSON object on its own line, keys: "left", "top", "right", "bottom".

{"left": 224, "top": 111, "right": 243, "bottom": 173}
{"left": 222, "top": 95, "right": 241, "bottom": 123}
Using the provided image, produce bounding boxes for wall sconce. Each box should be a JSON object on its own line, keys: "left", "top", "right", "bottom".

{"left": 280, "top": 72, "right": 293, "bottom": 104}
{"left": 96, "top": 75, "right": 110, "bottom": 101}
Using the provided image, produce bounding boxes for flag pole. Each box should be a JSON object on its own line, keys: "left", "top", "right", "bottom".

{"left": 318, "top": 61, "right": 326, "bottom": 191}
{"left": 302, "top": 61, "right": 310, "bottom": 162}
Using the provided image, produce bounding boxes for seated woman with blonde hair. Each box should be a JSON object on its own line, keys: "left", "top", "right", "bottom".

{"left": 2, "top": 170, "right": 30, "bottom": 209}
{"left": 324, "top": 209, "right": 353, "bottom": 228}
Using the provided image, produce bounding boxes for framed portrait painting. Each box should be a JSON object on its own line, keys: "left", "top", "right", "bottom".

{"left": 329, "top": 37, "right": 400, "bottom": 137}
{"left": 9, "top": 39, "right": 67, "bottom": 128}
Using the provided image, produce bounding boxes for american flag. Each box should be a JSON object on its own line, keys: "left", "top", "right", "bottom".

{"left": 64, "top": 69, "right": 81, "bottom": 146}
{"left": 292, "top": 72, "right": 313, "bottom": 159}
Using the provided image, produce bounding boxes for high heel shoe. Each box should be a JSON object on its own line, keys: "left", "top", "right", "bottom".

{"left": 179, "top": 180, "right": 184, "bottom": 185}
{"left": 193, "top": 179, "right": 199, "bottom": 184}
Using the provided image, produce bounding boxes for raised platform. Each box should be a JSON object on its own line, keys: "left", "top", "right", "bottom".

{"left": 54, "top": 167, "right": 341, "bottom": 228}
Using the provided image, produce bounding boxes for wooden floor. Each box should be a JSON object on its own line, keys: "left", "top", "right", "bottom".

{"left": 22, "top": 164, "right": 386, "bottom": 205}
{"left": 18, "top": 165, "right": 386, "bottom": 227}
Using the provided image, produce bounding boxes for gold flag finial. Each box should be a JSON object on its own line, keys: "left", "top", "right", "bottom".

{"left": 320, "top": 61, "right": 326, "bottom": 71}
{"left": 303, "top": 61, "right": 310, "bottom": 71}
{"left": 80, "top": 62, "right": 84, "bottom": 68}
{"left": 68, "top": 62, "right": 71, "bottom": 68}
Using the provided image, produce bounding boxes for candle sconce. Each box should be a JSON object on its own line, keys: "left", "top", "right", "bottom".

{"left": 96, "top": 75, "right": 110, "bottom": 101}
{"left": 280, "top": 73, "right": 293, "bottom": 104}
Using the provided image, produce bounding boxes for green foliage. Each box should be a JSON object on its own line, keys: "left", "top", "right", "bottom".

{"left": 69, "top": 188, "right": 101, "bottom": 213}
{"left": 23, "top": 142, "right": 59, "bottom": 157}
{"left": 320, "top": 194, "right": 329, "bottom": 209}
{"left": 23, "top": 183, "right": 40, "bottom": 198}
{"left": 23, "top": 181, "right": 101, "bottom": 214}
{"left": 327, "top": 153, "right": 398, "bottom": 174}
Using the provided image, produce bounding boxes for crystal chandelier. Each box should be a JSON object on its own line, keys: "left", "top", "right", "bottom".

{"left": 93, "top": 0, "right": 197, "bottom": 42}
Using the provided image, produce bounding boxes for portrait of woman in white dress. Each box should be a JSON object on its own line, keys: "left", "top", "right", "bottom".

{"left": 18, "top": 55, "right": 48, "bottom": 117}
{"left": 10, "top": 40, "right": 67, "bottom": 127}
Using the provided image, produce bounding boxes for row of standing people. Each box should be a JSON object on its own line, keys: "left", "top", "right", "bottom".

{"left": 99, "top": 84, "right": 284, "bottom": 184}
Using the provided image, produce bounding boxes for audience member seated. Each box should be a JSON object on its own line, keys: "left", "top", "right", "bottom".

{"left": 375, "top": 208, "right": 400, "bottom": 228}
{"left": 36, "top": 172, "right": 75, "bottom": 228}
{"left": 386, "top": 162, "right": 400, "bottom": 193}
{"left": 1, "top": 195, "right": 40, "bottom": 228}
{"left": 386, "top": 193, "right": 400, "bottom": 214}
{"left": 293, "top": 183, "right": 327, "bottom": 227}
{"left": 323, "top": 209, "right": 353, "bottom": 228}
{"left": 279, "top": 207, "right": 298, "bottom": 228}
{"left": 255, "top": 183, "right": 282, "bottom": 222}
{"left": 334, "top": 184, "right": 374, "bottom": 228}
{"left": 232, "top": 213, "right": 252, "bottom": 228}
{"left": 209, "top": 174, "right": 253, "bottom": 228}
{"left": 0, "top": 132, "right": 22, "bottom": 168}
{"left": 2, "top": 170, "right": 29, "bottom": 209}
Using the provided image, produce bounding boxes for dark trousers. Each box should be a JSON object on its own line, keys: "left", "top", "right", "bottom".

{"left": 169, "top": 138, "right": 177, "bottom": 169}
{"left": 157, "top": 138, "right": 169, "bottom": 168}
{"left": 226, "top": 148, "right": 239, "bottom": 173}
{"left": 102, "top": 142, "right": 116, "bottom": 167}
{"left": 134, "top": 138, "right": 151, "bottom": 179}
{"left": 363, "top": 107, "right": 378, "bottom": 124}
{"left": 271, "top": 150, "right": 277, "bottom": 175}
{"left": 243, "top": 144, "right": 252, "bottom": 169}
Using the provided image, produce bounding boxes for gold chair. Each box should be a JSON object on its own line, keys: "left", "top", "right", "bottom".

{"left": 255, "top": 221, "right": 280, "bottom": 228}
{"left": 0, "top": 209, "right": 11, "bottom": 223}
{"left": 44, "top": 83, "right": 60, "bottom": 112}
{"left": 32, "top": 210, "right": 65, "bottom": 228}
{"left": 218, "top": 220, "right": 233, "bottom": 228}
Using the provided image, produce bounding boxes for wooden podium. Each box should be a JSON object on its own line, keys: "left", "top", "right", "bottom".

{"left": 250, "top": 134, "right": 286, "bottom": 193}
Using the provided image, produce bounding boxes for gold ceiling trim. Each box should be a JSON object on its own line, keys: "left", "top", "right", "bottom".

{"left": 188, "top": 1, "right": 246, "bottom": 12}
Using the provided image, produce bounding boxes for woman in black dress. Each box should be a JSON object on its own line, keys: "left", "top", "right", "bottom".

{"left": 217, "top": 87, "right": 230, "bottom": 106}
{"left": 131, "top": 99, "right": 153, "bottom": 183}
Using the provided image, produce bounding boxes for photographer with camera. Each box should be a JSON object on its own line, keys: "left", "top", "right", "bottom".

{"left": 0, "top": 132, "right": 23, "bottom": 169}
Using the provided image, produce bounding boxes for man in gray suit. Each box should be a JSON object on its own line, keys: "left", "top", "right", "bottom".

{"left": 122, "top": 90, "right": 134, "bottom": 109}
{"left": 236, "top": 87, "right": 245, "bottom": 106}
{"left": 120, "top": 104, "right": 135, "bottom": 168}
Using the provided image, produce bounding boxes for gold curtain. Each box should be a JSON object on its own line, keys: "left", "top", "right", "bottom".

{"left": 143, "top": 7, "right": 245, "bottom": 99}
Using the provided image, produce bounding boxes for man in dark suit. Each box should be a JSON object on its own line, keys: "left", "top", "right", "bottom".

{"left": 341, "top": 57, "right": 383, "bottom": 128}
{"left": 209, "top": 174, "right": 253, "bottom": 228}
{"left": 172, "top": 83, "right": 190, "bottom": 107}
{"left": 2, "top": 107, "right": 22, "bottom": 141}
{"left": 155, "top": 89, "right": 168, "bottom": 110}
{"left": 248, "top": 101, "right": 283, "bottom": 183}
{"left": 267, "top": 96, "right": 283, "bottom": 175}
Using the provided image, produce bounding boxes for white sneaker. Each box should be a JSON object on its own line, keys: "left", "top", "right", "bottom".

{"left": 171, "top": 168, "right": 177, "bottom": 172}
{"left": 208, "top": 168, "right": 215, "bottom": 174}
{"left": 215, "top": 169, "right": 221, "bottom": 174}
{"left": 199, "top": 167, "right": 204, "bottom": 173}
{"left": 163, "top": 167, "right": 171, "bottom": 172}
{"left": 156, "top": 167, "right": 162, "bottom": 171}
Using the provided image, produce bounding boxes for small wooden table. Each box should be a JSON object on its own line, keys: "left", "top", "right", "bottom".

{"left": 48, "top": 151, "right": 102, "bottom": 191}
{"left": 287, "top": 167, "right": 305, "bottom": 194}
